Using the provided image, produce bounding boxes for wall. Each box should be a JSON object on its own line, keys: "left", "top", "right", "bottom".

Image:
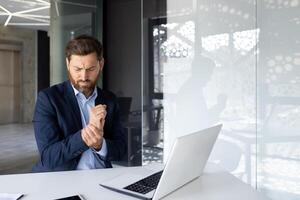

{"left": 104, "top": 0, "right": 142, "bottom": 111}
{"left": 0, "top": 27, "right": 37, "bottom": 123}
{"left": 163, "top": 0, "right": 300, "bottom": 199}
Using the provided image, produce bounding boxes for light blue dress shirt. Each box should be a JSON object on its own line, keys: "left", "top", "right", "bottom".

{"left": 71, "top": 85, "right": 108, "bottom": 170}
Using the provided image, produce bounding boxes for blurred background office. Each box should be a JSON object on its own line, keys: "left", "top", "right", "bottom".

{"left": 0, "top": 0, "right": 299, "bottom": 200}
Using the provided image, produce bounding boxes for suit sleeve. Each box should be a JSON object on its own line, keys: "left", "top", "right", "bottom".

{"left": 105, "top": 98, "right": 127, "bottom": 162}
{"left": 33, "top": 91, "right": 88, "bottom": 169}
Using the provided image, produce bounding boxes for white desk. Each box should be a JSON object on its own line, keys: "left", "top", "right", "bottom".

{"left": 0, "top": 163, "right": 269, "bottom": 200}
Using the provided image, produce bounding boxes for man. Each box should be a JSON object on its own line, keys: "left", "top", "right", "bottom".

{"left": 32, "top": 35, "right": 126, "bottom": 172}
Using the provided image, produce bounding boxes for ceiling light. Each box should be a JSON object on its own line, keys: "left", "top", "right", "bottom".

{"left": 4, "top": 15, "right": 12, "bottom": 26}
{"left": 8, "top": 22, "right": 49, "bottom": 26}
{"left": 0, "top": 1, "right": 50, "bottom": 28}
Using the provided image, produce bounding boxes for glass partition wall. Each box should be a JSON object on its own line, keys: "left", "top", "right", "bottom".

{"left": 49, "top": 1, "right": 300, "bottom": 199}
{"left": 164, "top": 0, "right": 257, "bottom": 185}
{"left": 50, "top": 0, "right": 102, "bottom": 85}
{"left": 257, "top": 1, "right": 300, "bottom": 199}
{"left": 142, "top": 0, "right": 166, "bottom": 164}
{"left": 161, "top": 1, "right": 300, "bottom": 200}
{"left": 51, "top": 0, "right": 144, "bottom": 167}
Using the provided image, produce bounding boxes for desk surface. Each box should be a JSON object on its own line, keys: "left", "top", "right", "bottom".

{"left": 0, "top": 163, "right": 268, "bottom": 200}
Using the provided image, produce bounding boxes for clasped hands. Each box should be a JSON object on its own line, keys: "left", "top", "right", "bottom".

{"left": 81, "top": 104, "right": 107, "bottom": 151}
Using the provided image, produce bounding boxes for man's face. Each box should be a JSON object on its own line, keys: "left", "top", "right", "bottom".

{"left": 66, "top": 52, "right": 104, "bottom": 97}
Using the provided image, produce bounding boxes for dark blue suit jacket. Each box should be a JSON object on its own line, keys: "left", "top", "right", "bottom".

{"left": 32, "top": 81, "right": 126, "bottom": 172}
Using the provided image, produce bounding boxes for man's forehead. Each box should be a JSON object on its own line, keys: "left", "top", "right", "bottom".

{"left": 69, "top": 55, "right": 98, "bottom": 63}
{"left": 70, "top": 53, "right": 97, "bottom": 59}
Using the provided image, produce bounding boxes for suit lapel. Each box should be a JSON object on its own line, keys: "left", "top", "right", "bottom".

{"left": 95, "top": 87, "right": 105, "bottom": 105}
{"left": 64, "top": 81, "right": 82, "bottom": 129}
{"left": 95, "top": 87, "right": 109, "bottom": 134}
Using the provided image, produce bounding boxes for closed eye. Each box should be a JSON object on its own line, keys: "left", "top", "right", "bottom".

{"left": 87, "top": 66, "right": 96, "bottom": 72}
{"left": 73, "top": 66, "right": 82, "bottom": 72}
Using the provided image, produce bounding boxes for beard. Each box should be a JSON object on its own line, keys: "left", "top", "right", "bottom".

{"left": 69, "top": 73, "right": 98, "bottom": 97}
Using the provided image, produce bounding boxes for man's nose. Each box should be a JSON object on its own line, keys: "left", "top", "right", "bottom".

{"left": 80, "top": 69, "right": 88, "bottom": 80}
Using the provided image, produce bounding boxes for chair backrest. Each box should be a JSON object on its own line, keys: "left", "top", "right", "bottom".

{"left": 117, "top": 97, "right": 132, "bottom": 122}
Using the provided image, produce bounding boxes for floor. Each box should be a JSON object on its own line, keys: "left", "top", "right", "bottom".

{"left": 0, "top": 123, "right": 39, "bottom": 175}
{"left": 0, "top": 123, "right": 163, "bottom": 175}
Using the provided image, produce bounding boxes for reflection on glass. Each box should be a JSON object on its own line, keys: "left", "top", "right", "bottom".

{"left": 150, "top": 1, "right": 300, "bottom": 199}
{"left": 50, "top": 0, "right": 100, "bottom": 84}
{"left": 202, "top": 33, "right": 229, "bottom": 52}
{"left": 165, "top": 0, "right": 257, "bottom": 188}
{"left": 233, "top": 29, "right": 259, "bottom": 53}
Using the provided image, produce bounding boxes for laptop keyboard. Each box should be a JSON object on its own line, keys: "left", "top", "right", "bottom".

{"left": 123, "top": 170, "right": 163, "bottom": 194}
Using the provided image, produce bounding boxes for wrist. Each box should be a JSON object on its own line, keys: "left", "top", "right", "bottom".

{"left": 81, "top": 128, "right": 87, "bottom": 145}
{"left": 94, "top": 138, "right": 103, "bottom": 151}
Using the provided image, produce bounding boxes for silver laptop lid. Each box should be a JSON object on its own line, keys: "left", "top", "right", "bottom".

{"left": 152, "top": 124, "right": 222, "bottom": 200}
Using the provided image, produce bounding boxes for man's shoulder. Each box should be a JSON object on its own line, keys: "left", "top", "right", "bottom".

{"left": 38, "top": 81, "right": 68, "bottom": 97}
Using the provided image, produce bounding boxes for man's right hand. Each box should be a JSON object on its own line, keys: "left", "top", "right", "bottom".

{"left": 89, "top": 104, "right": 107, "bottom": 130}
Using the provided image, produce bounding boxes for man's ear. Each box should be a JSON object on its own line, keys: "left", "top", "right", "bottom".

{"left": 66, "top": 58, "right": 70, "bottom": 71}
{"left": 99, "top": 58, "right": 105, "bottom": 71}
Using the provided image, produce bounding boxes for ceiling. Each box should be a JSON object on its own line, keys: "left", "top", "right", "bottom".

{"left": 0, "top": 0, "right": 50, "bottom": 31}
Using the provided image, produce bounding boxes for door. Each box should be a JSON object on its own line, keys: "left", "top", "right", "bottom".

{"left": 0, "top": 44, "right": 21, "bottom": 124}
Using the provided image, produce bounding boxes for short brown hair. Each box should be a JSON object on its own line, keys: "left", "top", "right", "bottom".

{"left": 65, "top": 35, "right": 103, "bottom": 61}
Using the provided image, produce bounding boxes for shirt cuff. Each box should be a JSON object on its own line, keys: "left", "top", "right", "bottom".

{"left": 92, "top": 139, "right": 108, "bottom": 158}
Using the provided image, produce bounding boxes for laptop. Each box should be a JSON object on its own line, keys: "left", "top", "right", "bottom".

{"left": 100, "top": 124, "right": 222, "bottom": 200}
